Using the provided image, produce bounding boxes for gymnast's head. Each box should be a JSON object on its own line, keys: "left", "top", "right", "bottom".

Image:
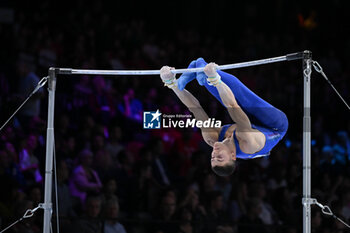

{"left": 211, "top": 140, "right": 236, "bottom": 176}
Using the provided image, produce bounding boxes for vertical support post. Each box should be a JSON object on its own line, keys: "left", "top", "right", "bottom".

{"left": 43, "top": 68, "right": 57, "bottom": 233}
{"left": 302, "top": 50, "right": 312, "bottom": 233}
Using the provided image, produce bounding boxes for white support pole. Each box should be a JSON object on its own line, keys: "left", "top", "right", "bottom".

{"left": 302, "top": 51, "right": 312, "bottom": 233}
{"left": 43, "top": 68, "right": 56, "bottom": 233}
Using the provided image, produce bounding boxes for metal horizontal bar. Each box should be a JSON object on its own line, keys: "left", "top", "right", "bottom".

{"left": 55, "top": 52, "right": 304, "bottom": 76}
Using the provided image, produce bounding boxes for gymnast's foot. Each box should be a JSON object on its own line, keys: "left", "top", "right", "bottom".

{"left": 195, "top": 58, "right": 208, "bottom": 86}
{"left": 177, "top": 60, "right": 196, "bottom": 90}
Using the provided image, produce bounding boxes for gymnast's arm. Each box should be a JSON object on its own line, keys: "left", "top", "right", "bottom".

{"left": 204, "top": 63, "right": 265, "bottom": 154}
{"left": 160, "top": 66, "right": 219, "bottom": 147}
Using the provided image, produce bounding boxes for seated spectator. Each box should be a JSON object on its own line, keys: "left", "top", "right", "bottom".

{"left": 94, "top": 148, "right": 118, "bottom": 181}
{"left": 18, "top": 134, "right": 43, "bottom": 185}
{"left": 69, "top": 149, "right": 102, "bottom": 205}
{"left": 91, "top": 134, "right": 106, "bottom": 154}
{"left": 238, "top": 198, "right": 267, "bottom": 233}
{"left": 89, "top": 76, "right": 116, "bottom": 124}
{"left": 117, "top": 88, "right": 143, "bottom": 122}
{"left": 152, "top": 193, "right": 178, "bottom": 233}
{"left": 178, "top": 186, "right": 206, "bottom": 233}
{"left": 54, "top": 159, "right": 77, "bottom": 233}
{"left": 115, "top": 150, "right": 134, "bottom": 212}
{"left": 145, "top": 138, "right": 173, "bottom": 187}
{"left": 130, "top": 162, "right": 161, "bottom": 218}
{"left": 203, "top": 191, "right": 229, "bottom": 233}
{"left": 0, "top": 150, "right": 22, "bottom": 219}
{"left": 57, "top": 134, "right": 78, "bottom": 166}
{"left": 73, "top": 195, "right": 103, "bottom": 233}
{"left": 105, "top": 125, "right": 124, "bottom": 161}
{"left": 176, "top": 207, "right": 193, "bottom": 233}
{"left": 15, "top": 53, "right": 44, "bottom": 130}
{"left": 228, "top": 181, "right": 248, "bottom": 223}
{"left": 56, "top": 159, "right": 76, "bottom": 217}
{"left": 271, "top": 186, "right": 299, "bottom": 225}
{"left": 101, "top": 178, "right": 118, "bottom": 202}
{"left": 4, "top": 141, "right": 18, "bottom": 163}
{"left": 248, "top": 181, "right": 278, "bottom": 225}
{"left": 0, "top": 145, "right": 25, "bottom": 186}
{"left": 332, "top": 131, "right": 350, "bottom": 173}
{"left": 319, "top": 146, "right": 334, "bottom": 173}
{"left": 103, "top": 198, "right": 127, "bottom": 233}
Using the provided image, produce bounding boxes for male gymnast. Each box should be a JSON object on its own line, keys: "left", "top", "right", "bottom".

{"left": 160, "top": 58, "right": 288, "bottom": 176}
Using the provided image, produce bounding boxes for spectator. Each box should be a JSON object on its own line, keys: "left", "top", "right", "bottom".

{"left": 238, "top": 198, "right": 267, "bottom": 233}
{"left": 148, "top": 138, "right": 172, "bottom": 187}
{"left": 118, "top": 88, "right": 143, "bottom": 122}
{"left": 69, "top": 149, "right": 102, "bottom": 205}
{"left": 228, "top": 181, "right": 248, "bottom": 223}
{"left": 203, "top": 191, "right": 229, "bottom": 233}
{"left": 176, "top": 207, "right": 193, "bottom": 233}
{"left": 56, "top": 159, "right": 76, "bottom": 217}
{"left": 105, "top": 125, "right": 124, "bottom": 160}
{"left": 332, "top": 131, "right": 350, "bottom": 172}
{"left": 73, "top": 75, "right": 93, "bottom": 110}
{"left": 94, "top": 149, "right": 118, "bottom": 181}
{"left": 178, "top": 187, "right": 206, "bottom": 233}
{"left": 89, "top": 76, "right": 117, "bottom": 124}
{"left": 248, "top": 181, "right": 278, "bottom": 225}
{"left": 18, "top": 134, "right": 43, "bottom": 185}
{"left": 16, "top": 53, "right": 44, "bottom": 130}
{"left": 130, "top": 162, "right": 161, "bottom": 218}
{"left": 73, "top": 195, "right": 103, "bottom": 233}
{"left": 0, "top": 144, "right": 25, "bottom": 186}
{"left": 152, "top": 193, "right": 178, "bottom": 233}
{"left": 114, "top": 149, "right": 134, "bottom": 212}
{"left": 103, "top": 198, "right": 127, "bottom": 233}
{"left": 58, "top": 134, "right": 78, "bottom": 165}
{"left": 101, "top": 178, "right": 120, "bottom": 207}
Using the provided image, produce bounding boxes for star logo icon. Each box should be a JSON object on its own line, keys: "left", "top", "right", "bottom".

{"left": 143, "top": 110, "right": 162, "bottom": 129}
{"left": 151, "top": 109, "right": 162, "bottom": 122}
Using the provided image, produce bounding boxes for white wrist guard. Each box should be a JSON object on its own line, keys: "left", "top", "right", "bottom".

{"left": 163, "top": 78, "right": 178, "bottom": 89}
{"left": 207, "top": 74, "right": 221, "bottom": 86}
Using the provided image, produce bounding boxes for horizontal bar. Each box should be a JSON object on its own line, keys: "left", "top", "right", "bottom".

{"left": 55, "top": 52, "right": 304, "bottom": 76}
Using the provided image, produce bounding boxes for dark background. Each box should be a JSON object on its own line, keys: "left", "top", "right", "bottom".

{"left": 1, "top": 0, "right": 350, "bottom": 233}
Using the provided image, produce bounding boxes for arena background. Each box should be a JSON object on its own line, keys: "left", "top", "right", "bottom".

{"left": 0, "top": 0, "right": 349, "bottom": 233}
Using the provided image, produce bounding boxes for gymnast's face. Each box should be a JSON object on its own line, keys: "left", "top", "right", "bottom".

{"left": 211, "top": 139, "right": 236, "bottom": 167}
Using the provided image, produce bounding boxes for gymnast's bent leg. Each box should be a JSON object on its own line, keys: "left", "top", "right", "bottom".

{"left": 195, "top": 58, "right": 288, "bottom": 135}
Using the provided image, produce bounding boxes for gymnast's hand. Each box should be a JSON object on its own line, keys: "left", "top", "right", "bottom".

{"left": 204, "top": 62, "right": 221, "bottom": 86}
{"left": 160, "top": 66, "right": 177, "bottom": 88}
{"left": 204, "top": 62, "right": 218, "bottom": 77}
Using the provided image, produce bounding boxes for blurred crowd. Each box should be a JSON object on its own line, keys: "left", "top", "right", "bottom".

{"left": 1, "top": 0, "right": 350, "bottom": 233}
